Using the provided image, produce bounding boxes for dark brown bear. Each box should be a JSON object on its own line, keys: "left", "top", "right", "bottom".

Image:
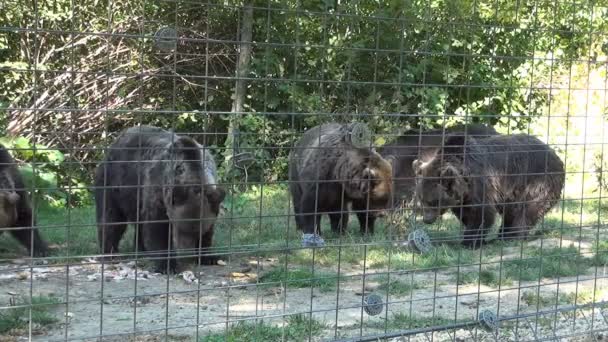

{"left": 94, "top": 125, "right": 226, "bottom": 273}
{"left": 0, "top": 144, "right": 49, "bottom": 257}
{"left": 288, "top": 123, "right": 393, "bottom": 243}
{"left": 413, "top": 133, "right": 565, "bottom": 248}
{"left": 378, "top": 124, "right": 498, "bottom": 206}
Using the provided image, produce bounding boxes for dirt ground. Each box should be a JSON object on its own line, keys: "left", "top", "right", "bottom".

{"left": 1, "top": 236, "right": 608, "bottom": 342}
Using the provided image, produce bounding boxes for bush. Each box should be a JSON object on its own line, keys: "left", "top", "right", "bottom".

{"left": 0, "top": 136, "right": 92, "bottom": 208}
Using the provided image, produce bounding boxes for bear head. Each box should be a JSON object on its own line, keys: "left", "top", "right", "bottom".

{"left": 341, "top": 148, "right": 394, "bottom": 211}
{"left": 163, "top": 136, "right": 226, "bottom": 250}
{"left": 412, "top": 135, "right": 470, "bottom": 224}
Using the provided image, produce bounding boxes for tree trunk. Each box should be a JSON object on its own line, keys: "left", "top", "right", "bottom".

{"left": 224, "top": 3, "right": 253, "bottom": 170}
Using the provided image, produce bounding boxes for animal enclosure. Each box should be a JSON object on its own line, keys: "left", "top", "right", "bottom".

{"left": 1, "top": 1, "right": 608, "bottom": 341}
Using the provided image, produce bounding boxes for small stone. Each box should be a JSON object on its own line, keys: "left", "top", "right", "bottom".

{"left": 217, "top": 260, "right": 227, "bottom": 266}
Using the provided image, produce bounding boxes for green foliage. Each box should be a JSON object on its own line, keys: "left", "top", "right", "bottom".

{"left": 0, "top": 295, "right": 60, "bottom": 334}
{"left": 201, "top": 314, "right": 326, "bottom": 342}
{"left": 2, "top": 0, "right": 605, "bottom": 188}
{"left": 593, "top": 151, "right": 608, "bottom": 194}
{"left": 0, "top": 136, "right": 91, "bottom": 207}
{"left": 502, "top": 246, "right": 591, "bottom": 281}
{"left": 376, "top": 276, "right": 420, "bottom": 296}
{"left": 260, "top": 267, "right": 338, "bottom": 292}
{"left": 455, "top": 267, "right": 512, "bottom": 287}
{"left": 365, "top": 312, "right": 458, "bottom": 331}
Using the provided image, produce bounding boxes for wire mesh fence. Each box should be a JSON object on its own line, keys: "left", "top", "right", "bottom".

{"left": 1, "top": 1, "right": 607, "bottom": 341}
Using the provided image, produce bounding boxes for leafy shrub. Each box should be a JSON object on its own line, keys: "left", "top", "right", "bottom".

{"left": 593, "top": 151, "right": 608, "bottom": 194}
{"left": 0, "top": 136, "right": 92, "bottom": 207}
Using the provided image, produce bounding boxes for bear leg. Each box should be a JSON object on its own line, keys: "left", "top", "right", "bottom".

{"left": 458, "top": 205, "right": 496, "bottom": 249}
{"left": 198, "top": 225, "right": 219, "bottom": 265}
{"left": 500, "top": 201, "right": 543, "bottom": 241}
{"left": 12, "top": 208, "right": 49, "bottom": 257}
{"left": 498, "top": 204, "right": 524, "bottom": 240}
{"left": 329, "top": 198, "right": 349, "bottom": 234}
{"left": 329, "top": 212, "right": 349, "bottom": 234}
{"left": 141, "top": 222, "right": 177, "bottom": 274}
{"left": 352, "top": 199, "right": 376, "bottom": 235}
{"left": 10, "top": 226, "right": 49, "bottom": 257}
{"left": 299, "top": 191, "right": 323, "bottom": 235}
{"left": 96, "top": 204, "right": 127, "bottom": 257}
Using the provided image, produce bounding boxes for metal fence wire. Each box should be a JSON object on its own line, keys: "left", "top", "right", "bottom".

{"left": 1, "top": 1, "right": 607, "bottom": 341}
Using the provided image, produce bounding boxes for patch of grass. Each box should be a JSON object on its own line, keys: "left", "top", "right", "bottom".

{"left": 280, "top": 244, "right": 376, "bottom": 268}
{"left": 568, "top": 288, "right": 608, "bottom": 305}
{"left": 521, "top": 291, "right": 572, "bottom": 307}
{"left": 454, "top": 267, "right": 512, "bottom": 287}
{"left": 200, "top": 314, "right": 325, "bottom": 342}
{"left": 502, "top": 246, "right": 591, "bottom": 282}
{"left": 367, "top": 244, "right": 476, "bottom": 271}
{"left": 365, "top": 312, "right": 460, "bottom": 331}
{"left": 0, "top": 204, "right": 98, "bottom": 260}
{"left": 591, "top": 241, "right": 608, "bottom": 266}
{"left": 38, "top": 204, "right": 98, "bottom": 259}
{"left": 259, "top": 267, "right": 339, "bottom": 292}
{"left": 537, "top": 198, "right": 606, "bottom": 238}
{"left": 0, "top": 295, "right": 61, "bottom": 334}
{"left": 375, "top": 276, "right": 420, "bottom": 297}
{"left": 520, "top": 288, "right": 607, "bottom": 308}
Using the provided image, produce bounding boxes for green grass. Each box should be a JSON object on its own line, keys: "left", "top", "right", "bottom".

{"left": 200, "top": 314, "right": 326, "bottom": 342}
{"left": 0, "top": 295, "right": 61, "bottom": 334}
{"left": 454, "top": 267, "right": 513, "bottom": 287}
{"left": 536, "top": 198, "right": 606, "bottom": 238}
{"left": 259, "top": 267, "right": 339, "bottom": 292}
{"left": 501, "top": 246, "right": 591, "bottom": 282}
{"left": 520, "top": 287, "right": 608, "bottom": 308}
{"left": 364, "top": 312, "right": 460, "bottom": 331}
{"left": 0, "top": 184, "right": 605, "bottom": 290}
{"left": 375, "top": 275, "right": 420, "bottom": 296}
{"left": 591, "top": 241, "right": 608, "bottom": 266}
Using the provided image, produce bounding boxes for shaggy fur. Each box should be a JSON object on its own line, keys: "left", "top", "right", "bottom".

{"left": 289, "top": 123, "right": 393, "bottom": 235}
{"left": 413, "top": 134, "right": 565, "bottom": 248}
{"left": 0, "top": 144, "right": 49, "bottom": 256}
{"left": 94, "top": 125, "right": 226, "bottom": 273}
{"left": 378, "top": 124, "right": 498, "bottom": 206}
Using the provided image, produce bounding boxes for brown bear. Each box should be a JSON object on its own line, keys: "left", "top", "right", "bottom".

{"left": 413, "top": 133, "right": 565, "bottom": 248}
{"left": 0, "top": 144, "right": 49, "bottom": 257}
{"left": 378, "top": 124, "right": 498, "bottom": 207}
{"left": 94, "top": 125, "right": 226, "bottom": 273}
{"left": 288, "top": 123, "right": 393, "bottom": 246}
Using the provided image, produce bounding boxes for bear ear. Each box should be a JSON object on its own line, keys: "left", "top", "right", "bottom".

{"left": 171, "top": 136, "right": 200, "bottom": 162}
{"left": 439, "top": 164, "right": 468, "bottom": 197}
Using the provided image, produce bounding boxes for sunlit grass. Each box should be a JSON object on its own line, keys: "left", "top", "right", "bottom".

{"left": 200, "top": 314, "right": 326, "bottom": 342}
